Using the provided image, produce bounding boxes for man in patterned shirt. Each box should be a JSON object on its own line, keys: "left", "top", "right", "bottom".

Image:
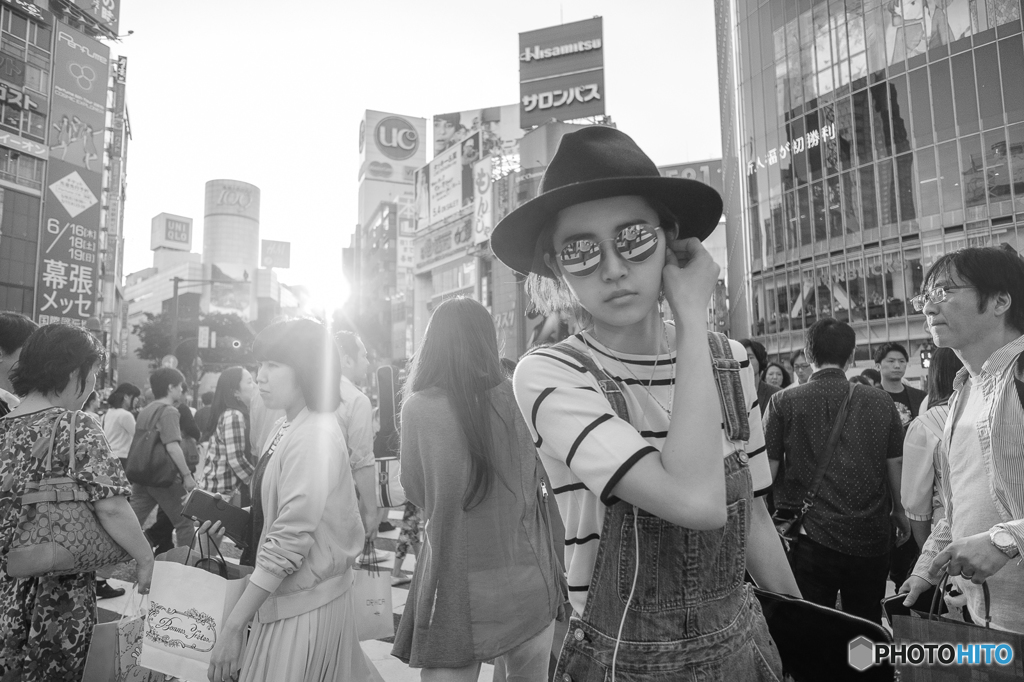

{"left": 765, "top": 318, "right": 909, "bottom": 623}
{"left": 900, "top": 246, "right": 1024, "bottom": 633}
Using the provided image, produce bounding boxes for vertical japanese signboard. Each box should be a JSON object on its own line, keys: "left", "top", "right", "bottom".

{"left": 36, "top": 22, "right": 108, "bottom": 325}
{"left": 69, "top": 0, "right": 120, "bottom": 37}
{"left": 35, "top": 158, "right": 102, "bottom": 324}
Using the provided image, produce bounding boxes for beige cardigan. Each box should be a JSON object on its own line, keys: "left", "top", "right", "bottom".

{"left": 250, "top": 408, "right": 365, "bottom": 623}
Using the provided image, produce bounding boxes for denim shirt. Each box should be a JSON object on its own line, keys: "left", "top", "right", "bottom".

{"left": 913, "top": 334, "right": 1024, "bottom": 581}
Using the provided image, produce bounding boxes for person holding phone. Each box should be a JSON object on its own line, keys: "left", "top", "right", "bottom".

{"left": 205, "top": 319, "right": 381, "bottom": 682}
{"left": 490, "top": 126, "right": 798, "bottom": 680}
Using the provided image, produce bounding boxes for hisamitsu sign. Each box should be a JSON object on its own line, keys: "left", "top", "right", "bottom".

{"left": 519, "top": 17, "right": 604, "bottom": 129}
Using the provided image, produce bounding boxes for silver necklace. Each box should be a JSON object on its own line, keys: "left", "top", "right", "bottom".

{"left": 582, "top": 323, "right": 674, "bottom": 420}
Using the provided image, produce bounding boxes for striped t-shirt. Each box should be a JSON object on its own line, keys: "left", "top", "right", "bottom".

{"left": 512, "top": 330, "right": 772, "bottom": 615}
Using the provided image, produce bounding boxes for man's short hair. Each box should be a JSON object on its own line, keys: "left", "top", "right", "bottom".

{"left": 0, "top": 312, "right": 38, "bottom": 355}
{"left": 873, "top": 342, "right": 909, "bottom": 364}
{"left": 789, "top": 348, "right": 806, "bottom": 365}
{"left": 739, "top": 338, "right": 768, "bottom": 378}
{"left": 150, "top": 367, "right": 185, "bottom": 399}
{"left": 923, "top": 244, "right": 1024, "bottom": 334}
{"left": 805, "top": 318, "right": 856, "bottom": 368}
{"left": 334, "top": 331, "right": 360, "bottom": 361}
{"left": 200, "top": 391, "right": 214, "bottom": 406}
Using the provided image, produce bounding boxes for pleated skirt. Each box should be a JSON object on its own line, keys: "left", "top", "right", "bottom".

{"left": 239, "top": 589, "right": 384, "bottom": 682}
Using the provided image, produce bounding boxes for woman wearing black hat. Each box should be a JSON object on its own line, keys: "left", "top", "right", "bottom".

{"left": 492, "top": 127, "right": 798, "bottom": 680}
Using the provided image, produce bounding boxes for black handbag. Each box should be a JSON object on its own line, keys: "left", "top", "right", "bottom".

{"left": 771, "top": 382, "right": 856, "bottom": 553}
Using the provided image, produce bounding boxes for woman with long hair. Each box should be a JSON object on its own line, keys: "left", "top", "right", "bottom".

{"left": 391, "top": 297, "right": 563, "bottom": 681}
{"left": 205, "top": 319, "right": 381, "bottom": 682}
{"left": 901, "top": 347, "right": 964, "bottom": 549}
{"left": 489, "top": 126, "right": 797, "bottom": 680}
{"left": 199, "top": 367, "right": 255, "bottom": 503}
{"left": 0, "top": 325, "right": 153, "bottom": 680}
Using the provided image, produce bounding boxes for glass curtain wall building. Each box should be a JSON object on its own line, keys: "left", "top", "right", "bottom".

{"left": 717, "top": 0, "right": 1024, "bottom": 365}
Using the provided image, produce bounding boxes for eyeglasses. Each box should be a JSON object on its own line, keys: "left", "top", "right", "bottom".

{"left": 557, "top": 223, "right": 662, "bottom": 277}
{"left": 910, "top": 286, "right": 975, "bottom": 312}
{"left": 793, "top": 363, "right": 811, "bottom": 370}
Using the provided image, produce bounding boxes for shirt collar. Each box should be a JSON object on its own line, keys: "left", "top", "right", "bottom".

{"left": 953, "top": 333, "right": 1024, "bottom": 391}
{"left": 809, "top": 367, "right": 847, "bottom": 381}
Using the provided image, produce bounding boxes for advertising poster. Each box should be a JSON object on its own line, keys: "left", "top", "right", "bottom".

{"left": 209, "top": 263, "right": 253, "bottom": 320}
{"left": 414, "top": 165, "right": 430, "bottom": 230}
{"left": 459, "top": 132, "right": 480, "bottom": 208}
{"left": 261, "top": 240, "right": 291, "bottom": 269}
{"left": 359, "top": 110, "right": 427, "bottom": 185}
{"left": 519, "top": 17, "right": 604, "bottom": 128}
{"left": 35, "top": 158, "right": 102, "bottom": 325}
{"left": 472, "top": 156, "right": 493, "bottom": 245}
{"left": 49, "top": 23, "right": 108, "bottom": 172}
{"left": 70, "top": 0, "right": 120, "bottom": 36}
{"left": 432, "top": 104, "right": 522, "bottom": 158}
{"left": 428, "top": 143, "right": 461, "bottom": 225}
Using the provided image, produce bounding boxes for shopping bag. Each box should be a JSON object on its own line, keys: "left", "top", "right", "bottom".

{"left": 353, "top": 564, "right": 393, "bottom": 641}
{"left": 139, "top": 561, "right": 248, "bottom": 682}
{"left": 754, "top": 587, "right": 893, "bottom": 681}
{"left": 83, "top": 591, "right": 159, "bottom": 682}
{"left": 892, "top": 575, "right": 1024, "bottom": 681}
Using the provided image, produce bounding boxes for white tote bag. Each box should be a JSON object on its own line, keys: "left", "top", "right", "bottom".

{"left": 375, "top": 455, "right": 406, "bottom": 508}
{"left": 353, "top": 566, "right": 394, "bottom": 641}
{"left": 139, "top": 561, "right": 248, "bottom": 682}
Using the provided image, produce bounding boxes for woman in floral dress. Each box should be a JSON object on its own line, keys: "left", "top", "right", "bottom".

{"left": 0, "top": 324, "right": 154, "bottom": 681}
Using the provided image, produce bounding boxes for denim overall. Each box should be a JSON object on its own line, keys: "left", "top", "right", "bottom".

{"left": 552, "top": 333, "right": 783, "bottom": 681}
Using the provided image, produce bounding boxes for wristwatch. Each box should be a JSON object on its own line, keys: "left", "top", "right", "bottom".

{"left": 989, "top": 525, "right": 1020, "bottom": 558}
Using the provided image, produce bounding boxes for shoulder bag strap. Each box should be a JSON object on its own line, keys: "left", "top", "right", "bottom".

{"left": 67, "top": 410, "right": 78, "bottom": 472}
{"left": 41, "top": 410, "right": 68, "bottom": 474}
{"left": 797, "top": 382, "right": 857, "bottom": 515}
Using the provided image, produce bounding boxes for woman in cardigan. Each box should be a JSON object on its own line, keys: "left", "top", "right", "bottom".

{"left": 206, "top": 319, "right": 381, "bottom": 682}
{"left": 392, "top": 297, "right": 563, "bottom": 682}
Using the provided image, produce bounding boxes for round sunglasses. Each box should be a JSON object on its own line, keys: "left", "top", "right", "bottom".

{"left": 557, "top": 223, "right": 662, "bottom": 277}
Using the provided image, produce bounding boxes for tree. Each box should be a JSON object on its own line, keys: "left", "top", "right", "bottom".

{"left": 132, "top": 312, "right": 174, "bottom": 366}
{"left": 132, "top": 311, "right": 254, "bottom": 370}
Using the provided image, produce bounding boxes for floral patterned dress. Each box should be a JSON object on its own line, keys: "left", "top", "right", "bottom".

{"left": 0, "top": 407, "right": 131, "bottom": 681}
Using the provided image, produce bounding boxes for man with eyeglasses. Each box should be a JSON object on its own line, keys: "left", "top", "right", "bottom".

{"left": 873, "top": 342, "right": 926, "bottom": 430}
{"left": 789, "top": 348, "right": 813, "bottom": 386}
{"left": 900, "top": 245, "right": 1024, "bottom": 634}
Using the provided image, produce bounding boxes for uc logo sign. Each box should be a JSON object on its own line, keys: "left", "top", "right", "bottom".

{"left": 375, "top": 117, "right": 418, "bottom": 160}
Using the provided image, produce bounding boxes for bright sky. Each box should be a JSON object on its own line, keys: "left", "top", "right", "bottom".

{"left": 116, "top": 0, "right": 722, "bottom": 309}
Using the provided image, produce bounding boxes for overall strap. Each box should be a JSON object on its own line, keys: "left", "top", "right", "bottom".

{"left": 706, "top": 331, "right": 750, "bottom": 443}
{"left": 544, "top": 341, "right": 631, "bottom": 424}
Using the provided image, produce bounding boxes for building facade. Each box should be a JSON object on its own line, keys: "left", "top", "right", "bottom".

{"left": 717, "top": 0, "right": 1024, "bottom": 369}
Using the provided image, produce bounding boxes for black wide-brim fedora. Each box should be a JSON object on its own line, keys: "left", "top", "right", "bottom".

{"left": 490, "top": 126, "right": 723, "bottom": 276}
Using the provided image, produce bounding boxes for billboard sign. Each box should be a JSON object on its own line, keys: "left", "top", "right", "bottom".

{"left": 69, "top": 0, "right": 119, "bottom": 37}
{"left": 261, "top": 240, "right": 291, "bottom": 269}
{"left": 432, "top": 103, "right": 522, "bottom": 159}
{"left": 659, "top": 160, "right": 724, "bottom": 196}
{"left": 49, "top": 24, "right": 108, "bottom": 172}
{"left": 359, "top": 110, "right": 427, "bottom": 184}
{"left": 472, "top": 156, "right": 493, "bottom": 245}
{"left": 150, "top": 213, "right": 192, "bottom": 251}
{"left": 209, "top": 263, "right": 253, "bottom": 320}
{"left": 519, "top": 17, "right": 604, "bottom": 129}
{"left": 35, "top": 158, "right": 101, "bottom": 325}
{"left": 0, "top": 130, "right": 47, "bottom": 159}
{"left": 205, "top": 180, "right": 260, "bottom": 221}
{"left": 414, "top": 216, "right": 474, "bottom": 273}
{"left": 427, "top": 141, "right": 462, "bottom": 225}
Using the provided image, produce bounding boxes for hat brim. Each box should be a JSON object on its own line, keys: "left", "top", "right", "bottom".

{"left": 490, "top": 176, "right": 723, "bottom": 276}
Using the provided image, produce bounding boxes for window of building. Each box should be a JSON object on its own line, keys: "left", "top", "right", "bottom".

{"left": 24, "top": 63, "right": 47, "bottom": 93}
{"left": 951, "top": 52, "right": 980, "bottom": 136}
{"left": 864, "top": 254, "right": 886, "bottom": 319}
{"left": 812, "top": 180, "right": 827, "bottom": 241}
{"left": 1007, "top": 123, "right": 1024, "bottom": 212}
{"left": 841, "top": 169, "right": 862, "bottom": 233}
{"left": 895, "top": 152, "right": 917, "bottom": 224}
{"left": 961, "top": 134, "right": 987, "bottom": 209}
{"left": 1000, "top": 38, "right": 1024, "bottom": 125}
{"left": 937, "top": 140, "right": 963, "bottom": 216}
{"left": 908, "top": 67, "right": 933, "bottom": 147}
{"left": 889, "top": 75, "right": 912, "bottom": 154}
{"left": 784, "top": 190, "right": 798, "bottom": 251}
{"left": 827, "top": 175, "right": 843, "bottom": 238}
{"left": 974, "top": 43, "right": 1003, "bottom": 131}
{"left": 798, "top": 185, "right": 812, "bottom": 246}
{"left": 853, "top": 89, "right": 873, "bottom": 165}
{"left": 0, "top": 284, "right": 31, "bottom": 315}
{"left": 916, "top": 146, "right": 940, "bottom": 216}
{"left": 930, "top": 60, "right": 956, "bottom": 142}
{"left": 870, "top": 83, "right": 891, "bottom": 159}
{"left": 984, "top": 128, "right": 1012, "bottom": 203}
{"left": 900, "top": 247, "right": 923, "bottom": 312}
{"left": 859, "top": 164, "right": 878, "bottom": 229}
{"left": 877, "top": 158, "right": 898, "bottom": 227}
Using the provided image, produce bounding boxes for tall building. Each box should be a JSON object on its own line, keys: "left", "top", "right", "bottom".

{"left": 343, "top": 110, "right": 426, "bottom": 362}
{"left": 0, "top": 1, "right": 127, "bottom": 385}
{"left": 716, "top": 0, "right": 1024, "bottom": 372}
{"left": 203, "top": 179, "right": 260, "bottom": 321}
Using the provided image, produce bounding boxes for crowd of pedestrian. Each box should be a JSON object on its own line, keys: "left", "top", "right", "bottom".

{"left": 0, "top": 125, "right": 1022, "bottom": 682}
